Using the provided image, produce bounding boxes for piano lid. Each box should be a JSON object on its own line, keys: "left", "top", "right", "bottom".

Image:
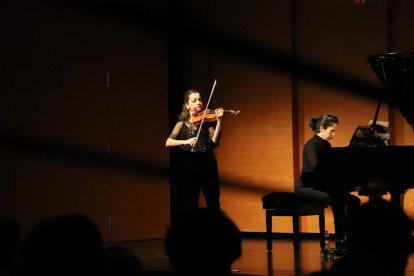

{"left": 367, "top": 51, "right": 414, "bottom": 127}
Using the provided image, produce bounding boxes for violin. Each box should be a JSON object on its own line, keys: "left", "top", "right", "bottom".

{"left": 191, "top": 107, "right": 240, "bottom": 125}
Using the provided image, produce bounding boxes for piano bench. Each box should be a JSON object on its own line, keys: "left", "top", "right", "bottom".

{"left": 262, "top": 192, "right": 327, "bottom": 252}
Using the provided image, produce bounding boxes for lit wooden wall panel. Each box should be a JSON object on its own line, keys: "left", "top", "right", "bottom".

{"left": 296, "top": 0, "right": 387, "bottom": 81}
{"left": 214, "top": 60, "right": 292, "bottom": 232}
{"left": 109, "top": 173, "right": 169, "bottom": 241}
{"left": 6, "top": 157, "right": 110, "bottom": 239}
{"left": 393, "top": 0, "right": 414, "bottom": 218}
{"left": 0, "top": 1, "right": 169, "bottom": 241}
{"left": 0, "top": 3, "right": 111, "bottom": 237}
{"left": 3, "top": 0, "right": 414, "bottom": 241}
{"left": 393, "top": 0, "right": 414, "bottom": 146}
{"left": 106, "top": 22, "right": 169, "bottom": 240}
{"left": 295, "top": 0, "right": 389, "bottom": 233}
{"left": 207, "top": 0, "right": 292, "bottom": 232}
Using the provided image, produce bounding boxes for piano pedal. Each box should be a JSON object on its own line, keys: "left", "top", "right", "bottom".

{"left": 321, "top": 239, "right": 347, "bottom": 259}
{"left": 321, "top": 248, "right": 347, "bottom": 259}
{"left": 321, "top": 248, "right": 335, "bottom": 258}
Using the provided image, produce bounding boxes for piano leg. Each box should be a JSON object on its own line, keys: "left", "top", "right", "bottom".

{"left": 368, "top": 193, "right": 383, "bottom": 202}
{"left": 390, "top": 191, "right": 405, "bottom": 209}
{"left": 367, "top": 183, "right": 384, "bottom": 202}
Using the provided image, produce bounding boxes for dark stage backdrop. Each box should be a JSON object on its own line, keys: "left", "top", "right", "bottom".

{"left": 1, "top": 0, "right": 414, "bottom": 241}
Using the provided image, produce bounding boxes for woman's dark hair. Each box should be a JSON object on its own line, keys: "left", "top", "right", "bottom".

{"left": 309, "top": 114, "right": 338, "bottom": 133}
{"left": 178, "top": 89, "right": 200, "bottom": 121}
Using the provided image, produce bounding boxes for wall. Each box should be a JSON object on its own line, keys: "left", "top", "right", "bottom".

{"left": 1, "top": 0, "right": 414, "bottom": 241}
{"left": 0, "top": 0, "right": 170, "bottom": 241}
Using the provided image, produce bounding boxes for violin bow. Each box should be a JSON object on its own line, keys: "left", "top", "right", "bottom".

{"left": 194, "top": 79, "right": 217, "bottom": 144}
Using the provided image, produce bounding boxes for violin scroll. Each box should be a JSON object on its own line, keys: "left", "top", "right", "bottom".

{"left": 227, "top": 109, "right": 240, "bottom": 117}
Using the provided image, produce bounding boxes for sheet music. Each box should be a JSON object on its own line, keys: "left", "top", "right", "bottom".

{"left": 368, "top": 120, "right": 390, "bottom": 145}
{"left": 368, "top": 120, "right": 389, "bottom": 128}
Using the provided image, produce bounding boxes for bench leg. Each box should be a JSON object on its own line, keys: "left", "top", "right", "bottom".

{"left": 319, "top": 210, "right": 326, "bottom": 250}
{"left": 266, "top": 210, "right": 273, "bottom": 251}
{"left": 293, "top": 214, "right": 300, "bottom": 252}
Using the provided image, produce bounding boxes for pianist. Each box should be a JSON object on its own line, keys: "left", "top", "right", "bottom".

{"left": 294, "top": 114, "right": 360, "bottom": 245}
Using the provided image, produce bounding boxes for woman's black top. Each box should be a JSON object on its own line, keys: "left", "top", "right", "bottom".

{"left": 295, "top": 135, "right": 331, "bottom": 188}
{"left": 169, "top": 120, "right": 219, "bottom": 180}
{"left": 301, "top": 135, "right": 331, "bottom": 174}
{"left": 176, "top": 121, "right": 217, "bottom": 153}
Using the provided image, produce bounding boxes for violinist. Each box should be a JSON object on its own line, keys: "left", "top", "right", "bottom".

{"left": 166, "top": 89, "right": 224, "bottom": 216}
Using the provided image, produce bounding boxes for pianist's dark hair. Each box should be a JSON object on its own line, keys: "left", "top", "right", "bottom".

{"left": 309, "top": 114, "right": 339, "bottom": 133}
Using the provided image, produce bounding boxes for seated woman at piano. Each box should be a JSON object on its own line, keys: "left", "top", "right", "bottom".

{"left": 294, "top": 114, "right": 360, "bottom": 246}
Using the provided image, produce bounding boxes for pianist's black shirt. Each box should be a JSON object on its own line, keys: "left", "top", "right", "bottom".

{"left": 295, "top": 134, "right": 331, "bottom": 188}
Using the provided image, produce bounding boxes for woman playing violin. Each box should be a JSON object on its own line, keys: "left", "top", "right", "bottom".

{"left": 166, "top": 89, "right": 224, "bottom": 216}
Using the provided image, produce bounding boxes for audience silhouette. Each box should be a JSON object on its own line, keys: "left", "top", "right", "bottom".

{"left": 18, "top": 213, "right": 105, "bottom": 276}
{"left": 308, "top": 199, "right": 413, "bottom": 276}
{"left": 103, "top": 245, "right": 143, "bottom": 276}
{"left": 165, "top": 208, "right": 242, "bottom": 276}
{"left": 8, "top": 201, "right": 409, "bottom": 276}
{"left": 0, "top": 218, "right": 20, "bottom": 276}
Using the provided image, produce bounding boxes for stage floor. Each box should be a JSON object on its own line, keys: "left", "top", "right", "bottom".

{"left": 106, "top": 237, "right": 414, "bottom": 276}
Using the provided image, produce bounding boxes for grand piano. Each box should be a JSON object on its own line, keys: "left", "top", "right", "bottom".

{"left": 303, "top": 52, "right": 414, "bottom": 206}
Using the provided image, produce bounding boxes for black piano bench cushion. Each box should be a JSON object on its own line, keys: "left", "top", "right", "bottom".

{"left": 262, "top": 192, "right": 301, "bottom": 209}
{"left": 262, "top": 192, "right": 328, "bottom": 211}
{"left": 262, "top": 191, "right": 327, "bottom": 252}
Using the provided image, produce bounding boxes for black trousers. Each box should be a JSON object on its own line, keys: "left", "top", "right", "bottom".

{"left": 170, "top": 150, "right": 220, "bottom": 224}
{"left": 294, "top": 183, "right": 361, "bottom": 239}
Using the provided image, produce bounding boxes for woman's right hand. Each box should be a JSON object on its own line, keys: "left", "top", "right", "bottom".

{"left": 186, "top": 137, "right": 198, "bottom": 147}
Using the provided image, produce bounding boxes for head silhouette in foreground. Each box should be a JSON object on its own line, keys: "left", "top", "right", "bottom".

{"left": 18, "top": 213, "right": 105, "bottom": 276}
{"left": 309, "top": 199, "right": 413, "bottom": 276}
{"left": 165, "top": 208, "right": 242, "bottom": 276}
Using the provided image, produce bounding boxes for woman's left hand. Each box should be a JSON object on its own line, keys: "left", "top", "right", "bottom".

{"left": 215, "top": 108, "right": 224, "bottom": 121}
